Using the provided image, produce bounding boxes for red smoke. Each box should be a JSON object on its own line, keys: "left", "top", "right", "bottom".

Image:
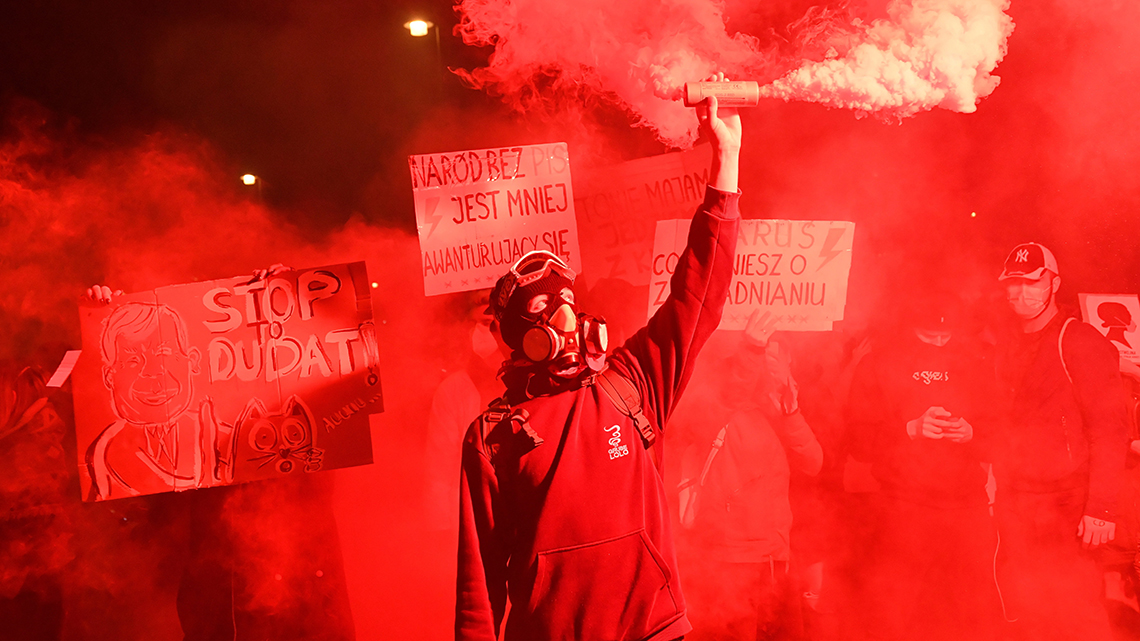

{"left": 0, "top": 97, "right": 465, "bottom": 640}
{"left": 0, "top": 0, "right": 1138, "bottom": 638}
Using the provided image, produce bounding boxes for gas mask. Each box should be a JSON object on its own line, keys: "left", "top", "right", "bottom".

{"left": 490, "top": 250, "right": 611, "bottom": 376}
{"left": 520, "top": 295, "right": 609, "bottom": 374}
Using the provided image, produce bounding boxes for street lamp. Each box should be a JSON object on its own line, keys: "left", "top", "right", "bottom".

{"left": 404, "top": 19, "right": 432, "bottom": 37}
{"left": 403, "top": 18, "right": 444, "bottom": 87}
{"left": 240, "top": 173, "right": 264, "bottom": 201}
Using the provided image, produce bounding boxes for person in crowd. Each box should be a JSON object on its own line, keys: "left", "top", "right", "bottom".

{"left": 783, "top": 330, "right": 850, "bottom": 641}
{"left": 419, "top": 290, "right": 511, "bottom": 627}
{"left": 1096, "top": 348, "right": 1140, "bottom": 633}
{"left": 84, "top": 279, "right": 356, "bottom": 641}
{"left": 992, "top": 242, "right": 1130, "bottom": 641}
{"left": 424, "top": 289, "right": 508, "bottom": 535}
{"left": 675, "top": 309, "right": 823, "bottom": 641}
{"left": 455, "top": 74, "right": 741, "bottom": 641}
{"left": 824, "top": 334, "right": 881, "bottom": 641}
{"left": 0, "top": 363, "right": 73, "bottom": 641}
{"left": 846, "top": 290, "right": 999, "bottom": 640}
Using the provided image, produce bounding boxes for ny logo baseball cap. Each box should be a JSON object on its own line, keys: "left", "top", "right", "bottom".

{"left": 999, "top": 242, "right": 1059, "bottom": 281}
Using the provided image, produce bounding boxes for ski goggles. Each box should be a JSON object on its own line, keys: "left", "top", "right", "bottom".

{"left": 491, "top": 251, "right": 576, "bottom": 315}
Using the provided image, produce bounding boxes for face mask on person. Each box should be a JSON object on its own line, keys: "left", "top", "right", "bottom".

{"left": 1006, "top": 276, "right": 1054, "bottom": 321}
{"left": 915, "top": 329, "right": 952, "bottom": 347}
{"left": 471, "top": 322, "right": 500, "bottom": 359}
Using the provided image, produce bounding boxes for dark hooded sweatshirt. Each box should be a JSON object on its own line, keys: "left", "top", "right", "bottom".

{"left": 455, "top": 186, "right": 739, "bottom": 641}
{"left": 995, "top": 310, "right": 1130, "bottom": 519}
{"left": 846, "top": 333, "right": 995, "bottom": 508}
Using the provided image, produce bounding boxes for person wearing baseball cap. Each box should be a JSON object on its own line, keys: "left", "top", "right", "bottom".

{"left": 999, "top": 242, "right": 1062, "bottom": 330}
{"left": 992, "top": 242, "right": 1129, "bottom": 640}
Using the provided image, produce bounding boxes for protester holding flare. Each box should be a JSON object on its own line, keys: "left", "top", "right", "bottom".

{"left": 455, "top": 74, "right": 740, "bottom": 641}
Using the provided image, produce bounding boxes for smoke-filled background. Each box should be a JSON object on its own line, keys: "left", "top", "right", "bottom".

{"left": 0, "top": 0, "right": 1138, "bottom": 639}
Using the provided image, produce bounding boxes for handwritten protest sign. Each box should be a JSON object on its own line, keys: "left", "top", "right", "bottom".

{"left": 573, "top": 145, "right": 711, "bottom": 288}
{"left": 649, "top": 219, "right": 855, "bottom": 331}
{"left": 1079, "top": 293, "right": 1140, "bottom": 365}
{"left": 72, "top": 262, "right": 381, "bottom": 501}
{"left": 409, "top": 143, "right": 581, "bottom": 296}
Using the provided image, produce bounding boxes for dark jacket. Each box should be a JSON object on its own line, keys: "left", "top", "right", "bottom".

{"left": 995, "top": 311, "right": 1130, "bottom": 519}
{"left": 846, "top": 333, "right": 995, "bottom": 508}
{"left": 455, "top": 187, "right": 739, "bottom": 641}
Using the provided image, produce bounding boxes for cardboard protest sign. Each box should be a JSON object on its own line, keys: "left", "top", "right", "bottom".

{"left": 72, "top": 262, "right": 381, "bottom": 501}
{"left": 1079, "top": 293, "right": 1140, "bottom": 365}
{"left": 573, "top": 145, "right": 711, "bottom": 288}
{"left": 649, "top": 219, "right": 855, "bottom": 331}
{"left": 409, "top": 143, "right": 581, "bottom": 296}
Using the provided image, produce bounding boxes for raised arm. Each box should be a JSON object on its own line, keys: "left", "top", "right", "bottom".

{"left": 610, "top": 74, "right": 742, "bottom": 434}
{"left": 700, "top": 73, "right": 742, "bottom": 193}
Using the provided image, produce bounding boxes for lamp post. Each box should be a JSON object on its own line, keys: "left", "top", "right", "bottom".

{"left": 403, "top": 18, "right": 444, "bottom": 86}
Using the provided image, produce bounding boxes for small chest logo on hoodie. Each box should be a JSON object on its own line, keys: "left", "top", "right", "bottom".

{"left": 913, "top": 371, "right": 950, "bottom": 385}
{"left": 604, "top": 424, "right": 629, "bottom": 460}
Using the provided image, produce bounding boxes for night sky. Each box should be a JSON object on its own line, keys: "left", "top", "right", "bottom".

{"left": 0, "top": 1, "right": 1137, "bottom": 294}
{"left": 0, "top": 0, "right": 495, "bottom": 228}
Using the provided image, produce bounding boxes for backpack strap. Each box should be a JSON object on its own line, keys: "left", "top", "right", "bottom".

{"left": 698, "top": 425, "right": 729, "bottom": 487}
{"left": 477, "top": 397, "right": 544, "bottom": 456}
{"left": 479, "top": 397, "right": 512, "bottom": 441}
{"left": 678, "top": 423, "right": 728, "bottom": 529}
{"left": 1058, "top": 317, "right": 1076, "bottom": 386}
{"left": 482, "top": 369, "right": 652, "bottom": 459}
{"left": 595, "top": 367, "right": 656, "bottom": 450}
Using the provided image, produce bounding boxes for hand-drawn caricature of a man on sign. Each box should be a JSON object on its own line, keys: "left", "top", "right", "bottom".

{"left": 78, "top": 262, "right": 379, "bottom": 501}
{"left": 86, "top": 302, "right": 222, "bottom": 499}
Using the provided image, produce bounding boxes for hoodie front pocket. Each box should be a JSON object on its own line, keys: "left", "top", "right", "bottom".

{"left": 529, "top": 529, "right": 679, "bottom": 641}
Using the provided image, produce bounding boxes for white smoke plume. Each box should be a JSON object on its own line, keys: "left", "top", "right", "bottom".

{"left": 454, "top": 0, "right": 765, "bottom": 148}
{"left": 455, "top": 0, "right": 1015, "bottom": 144}
{"left": 762, "top": 0, "right": 1015, "bottom": 118}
